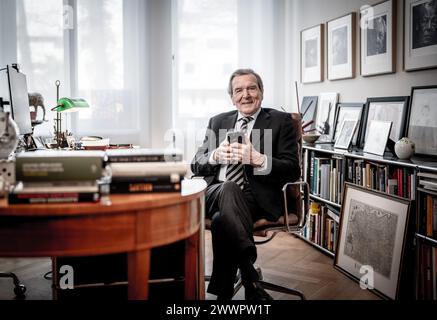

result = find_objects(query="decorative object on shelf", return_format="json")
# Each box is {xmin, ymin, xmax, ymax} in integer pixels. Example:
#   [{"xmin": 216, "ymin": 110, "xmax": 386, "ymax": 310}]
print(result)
[
  {"xmin": 301, "ymin": 24, "xmax": 324, "ymax": 83},
  {"xmin": 316, "ymin": 92, "xmax": 338, "ymax": 142},
  {"xmin": 360, "ymin": 96, "xmax": 410, "ymax": 148},
  {"xmin": 327, "ymin": 12, "xmax": 356, "ymax": 80},
  {"xmin": 394, "ymin": 137, "xmax": 415, "ymax": 160},
  {"xmin": 335, "ymin": 183, "xmax": 411, "ymax": 300},
  {"xmin": 302, "ymin": 133, "xmax": 321, "ymax": 144},
  {"xmin": 28, "ymin": 92, "xmax": 47, "ymax": 127},
  {"xmin": 332, "ymin": 102, "xmax": 365, "ymax": 146},
  {"xmin": 334, "ymin": 119, "xmax": 358, "ymax": 149},
  {"xmin": 404, "ymin": 0, "xmax": 437, "ymax": 71},
  {"xmin": 363, "ymin": 120, "xmax": 392, "ymax": 156},
  {"xmin": 301, "ymin": 96, "xmax": 318, "ymax": 133},
  {"xmin": 407, "ymin": 86, "xmax": 437, "ymax": 156},
  {"xmin": 360, "ymin": 0, "xmax": 396, "ymax": 76}
]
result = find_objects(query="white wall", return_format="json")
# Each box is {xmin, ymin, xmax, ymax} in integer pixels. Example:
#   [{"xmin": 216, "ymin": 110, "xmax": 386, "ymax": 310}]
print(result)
[{"xmin": 285, "ymin": 0, "xmax": 437, "ymax": 112}]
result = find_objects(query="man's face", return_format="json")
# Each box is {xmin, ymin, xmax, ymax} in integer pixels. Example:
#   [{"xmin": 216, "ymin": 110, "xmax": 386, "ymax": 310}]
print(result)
[
  {"xmin": 421, "ymin": 3, "xmax": 437, "ymax": 45},
  {"xmin": 231, "ymin": 74, "xmax": 263, "ymax": 116}
]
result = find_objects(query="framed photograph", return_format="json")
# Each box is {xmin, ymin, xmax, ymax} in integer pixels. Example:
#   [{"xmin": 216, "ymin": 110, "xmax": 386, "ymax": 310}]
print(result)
[
  {"xmin": 360, "ymin": 0, "xmax": 396, "ymax": 76},
  {"xmin": 360, "ymin": 96, "xmax": 410, "ymax": 148},
  {"xmin": 406, "ymin": 85, "xmax": 437, "ymax": 156},
  {"xmin": 327, "ymin": 12, "xmax": 357, "ymax": 80},
  {"xmin": 334, "ymin": 119, "xmax": 358, "ymax": 149},
  {"xmin": 301, "ymin": 96, "xmax": 318, "ymax": 132},
  {"xmin": 333, "ymin": 103, "xmax": 365, "ymax": 146},
  {"xmin": 404, "ymin": 0, "xmax": 437, "ymax": 71},
  {"xmin": 335, "ymin": 183, "xmax": 411, "ymax": 300},
  {"xmin": 315, "ymin": 92, "xmax": 338, "ymax": 141},
  {"xmin": 301, "ymin": 24, "xmax": 324, "ymax": 83},
  {"xmin": 363, "ymin": 120, "xmax": 392, "ymax": 156}
]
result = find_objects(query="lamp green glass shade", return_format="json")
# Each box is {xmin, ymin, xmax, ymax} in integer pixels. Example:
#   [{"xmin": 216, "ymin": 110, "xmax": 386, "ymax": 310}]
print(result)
[{"xmin": 54, "ymin": 98, "xmax": 89, "ymax": 112}]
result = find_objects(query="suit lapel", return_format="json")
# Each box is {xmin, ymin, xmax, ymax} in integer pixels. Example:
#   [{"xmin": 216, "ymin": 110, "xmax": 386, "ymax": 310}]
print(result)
[
  {"xmin": 222, "ymin": 112, "xmax": 238, "ymax": 130},
  {"xmin": 251, "ymin": 108, "xmax": 271, "ymax": 151}
]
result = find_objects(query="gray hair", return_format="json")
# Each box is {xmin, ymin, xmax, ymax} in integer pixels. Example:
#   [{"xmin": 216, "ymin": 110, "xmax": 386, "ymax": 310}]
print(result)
[{"xmin": 227, "ymin": 69, "xmax": 264, "ymax": 97}]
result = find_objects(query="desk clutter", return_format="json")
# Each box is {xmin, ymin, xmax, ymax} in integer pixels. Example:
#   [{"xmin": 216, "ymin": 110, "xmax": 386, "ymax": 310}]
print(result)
[{"xmin": 5, "ymin": 148, "xmax": 187, "ymax": 204}]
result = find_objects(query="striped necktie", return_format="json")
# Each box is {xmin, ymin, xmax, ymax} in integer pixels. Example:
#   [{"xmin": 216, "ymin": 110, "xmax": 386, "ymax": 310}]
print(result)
[{"xmin": 225, "ymin": 116, "xmax": 253, "ymax": 188}]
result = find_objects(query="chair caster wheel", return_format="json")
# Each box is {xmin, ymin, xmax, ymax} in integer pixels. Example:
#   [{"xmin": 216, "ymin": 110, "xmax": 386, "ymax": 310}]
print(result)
[{"xmin": 14, "ymin": 284, "xmax": 26, "ymax": 298}]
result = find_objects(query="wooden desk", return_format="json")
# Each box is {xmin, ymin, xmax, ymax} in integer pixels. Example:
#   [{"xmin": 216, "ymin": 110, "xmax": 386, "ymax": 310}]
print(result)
[{"xmin": 0, "ymin": 179, "xmax": 206, "ymax": 300}]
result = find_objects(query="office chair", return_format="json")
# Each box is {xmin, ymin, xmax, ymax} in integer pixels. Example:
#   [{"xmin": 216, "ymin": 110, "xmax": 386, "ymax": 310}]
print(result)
[
  {"xmin": 205, "ymin": 113, "xmax": 309, "ymax": 300},
  {"xmin": 0, "ymin": 272, "xmax": 26, "ymax": 298}
]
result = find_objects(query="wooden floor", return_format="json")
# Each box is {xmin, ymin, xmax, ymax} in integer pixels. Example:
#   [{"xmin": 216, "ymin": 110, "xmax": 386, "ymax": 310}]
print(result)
[{"xmin": 0, "ymin": 231, "xmax": 379, "ymax": 300}]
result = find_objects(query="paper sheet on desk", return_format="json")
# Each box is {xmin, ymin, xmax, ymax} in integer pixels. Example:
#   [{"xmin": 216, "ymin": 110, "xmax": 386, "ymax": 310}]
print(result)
[{"xmin": 81, "ymin": 138, "xmax": 110, "ymax": 150}]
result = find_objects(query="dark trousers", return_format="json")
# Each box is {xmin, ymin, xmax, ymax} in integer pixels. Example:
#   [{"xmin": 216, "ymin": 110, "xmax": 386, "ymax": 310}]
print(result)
[{"xmin": 205, "ymin": 180, "xmax": 265, "ymax": 298}]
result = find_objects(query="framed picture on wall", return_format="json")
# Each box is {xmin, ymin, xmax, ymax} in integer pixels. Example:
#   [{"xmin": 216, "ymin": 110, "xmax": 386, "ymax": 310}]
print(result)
[
  {"xmin": 327, "ymin": 12, "xmax": 357, "ymax": 80},
  {"xmin": 406, "ymin": 86, "xmax": 437, "ymax": 156},
  {"xmin": 333, "ymin": 103, "xmax": 365, "ymax": 146},
  {"xmin": 335, "ymin": 183, "xmax": 411, "ymax": 300},
  {"xmin": 360, "ymin": 96, "xmax": 410, "ymax": 148},
  {"xmin": 360, "ymin": 0, "xmax": 396, "ymax": 76},
  {"xmin": 404, "ymin": 0, "xmax": 437, "ymax": 71},
  {"xmin": 301, "ymin": 24, "xmax": 324, "ymax": 83}
]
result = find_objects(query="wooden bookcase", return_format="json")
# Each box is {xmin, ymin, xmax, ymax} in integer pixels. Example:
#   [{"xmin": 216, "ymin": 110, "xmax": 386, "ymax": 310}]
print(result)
[{"xmin": 301, "ymin": 143, "xmax": 437, "ymax": 299}]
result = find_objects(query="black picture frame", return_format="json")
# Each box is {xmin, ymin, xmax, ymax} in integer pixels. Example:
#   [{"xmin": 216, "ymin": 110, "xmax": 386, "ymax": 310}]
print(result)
[
  {"xmin": 406, "ymin": 85, "xmax": 437, "ymax": 156},
  {"xmin": 332, "ymin": 102, "xmax": 365, "ymax": 146},
  {"xmin": 334, "ymin": 183, "xmax": 411, "ymax": 300},
  {"xmin": 359, "ymin": 96, "xmax": 410, "ymax": 148},
  {"xmin": 301, "ymin": 24, "xmax": 324, "ymax": 83},
  {"xmin": 301, "ymin": 96, "xmax": 318, "ymax": 133},
  {"xmin": 404, "ymin": 0, "xmax": 437, "ymax": 71}
]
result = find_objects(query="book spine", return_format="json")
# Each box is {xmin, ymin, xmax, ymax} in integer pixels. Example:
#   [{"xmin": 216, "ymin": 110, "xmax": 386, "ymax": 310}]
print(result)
[
  {"xmin": 8, "ymin": 192, "xmax": 100, "ymax": 204},
  {"xmin": 108, "ymin": 154, "xmax": 183, "ymax": 162},
  {"xmin": 16, "ymin": 157, "xmax": 103, "ymax": 182},
  {"xmin": 111, "ymin": 175, "xmax": 182, "ymax": 184},
  {"xmin": 110, "ymin": 182, "xmax": 181, "ymax": 193}
]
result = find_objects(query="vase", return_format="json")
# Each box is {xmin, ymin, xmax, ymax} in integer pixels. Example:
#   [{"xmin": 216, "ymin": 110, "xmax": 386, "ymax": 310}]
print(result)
[{"xmin": 394, "ymin": 138, "xmax": 415, "ymax": 160}]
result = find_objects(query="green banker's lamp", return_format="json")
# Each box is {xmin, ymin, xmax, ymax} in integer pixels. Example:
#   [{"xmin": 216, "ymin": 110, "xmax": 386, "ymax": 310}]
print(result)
[{"xmin": 51, "ymin": 80, "xmax": 89, "ymax": 148}]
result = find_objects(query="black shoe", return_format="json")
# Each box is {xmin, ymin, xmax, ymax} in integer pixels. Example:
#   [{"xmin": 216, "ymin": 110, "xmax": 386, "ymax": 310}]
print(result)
[{"xmin": 245, "ymin": 282, "xmax": 274, "ymax": 301}]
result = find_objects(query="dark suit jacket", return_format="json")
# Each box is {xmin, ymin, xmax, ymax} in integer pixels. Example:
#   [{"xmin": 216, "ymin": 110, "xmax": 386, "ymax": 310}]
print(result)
[{"xmin": 191, "ymin": 108, "xmax": 300, "ymax": 221}]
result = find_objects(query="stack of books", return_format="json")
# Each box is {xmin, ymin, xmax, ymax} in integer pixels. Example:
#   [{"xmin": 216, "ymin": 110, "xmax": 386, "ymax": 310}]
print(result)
[
  {"xmin": 106, "ymin": 148, "xmax": 187, "ymax": 193},
  {"xmin": 9, "ymin": 150, "xmax": 105, "ymax": 204}
]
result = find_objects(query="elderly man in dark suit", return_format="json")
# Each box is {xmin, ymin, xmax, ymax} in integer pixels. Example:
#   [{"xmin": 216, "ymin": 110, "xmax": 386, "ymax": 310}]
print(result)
[{"xmin": 191, "ymin": 69, "xmax": 300, "ymax": 300}]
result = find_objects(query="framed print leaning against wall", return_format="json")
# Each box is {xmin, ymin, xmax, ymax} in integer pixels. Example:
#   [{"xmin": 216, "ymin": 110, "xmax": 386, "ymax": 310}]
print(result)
[
  {"xmin": 327, "ymin": 12, "xmax": 356, "ymax": 80},
  {"xmin": 406, "ymin": 85, "xmax": 437, "ymax": 156},
  {"xmin": 404, "ymin": 0, "xmax": 437, "ymax": 71},
  {"xmin": 301, "ymin": 24, "xmax": 324, "ymax": 83},
  {"xmin": 334, "ymin": 183, "xmax": 411, "ymax": 300},
  {"xmin": 360, "ymin": 0, "xmax": 396, "ymax": 76}
]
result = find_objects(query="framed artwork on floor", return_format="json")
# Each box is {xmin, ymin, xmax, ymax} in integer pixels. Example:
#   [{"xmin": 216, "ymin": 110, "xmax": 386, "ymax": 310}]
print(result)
[
  {"xmin": 404, "ymin": 0, "xmax": 437, "ymax": 71},
  {"xmin": 406, "ymin": 85, "xmax": 437, "ymax": 156},
  {"xmin": 360, "ymin": 0, "xmax": 396, "ymax": 76},
  {"xmin": 335, "ymin": 183, "xmax": 411, "ymax": 300},
  {"xmin": 333, "ymin": 102, "xmax": 365, "ymax": 146},
  {"xmin": 360, "ymin": 96, "xmax": 410, "ymax": 148},
  {"xmin": 327, "ymin": 12, "xmax": 357, "ymax": 80},
  {"xmin": 301, "ymin": 24, "xmax": 324, "ymax": 83}
]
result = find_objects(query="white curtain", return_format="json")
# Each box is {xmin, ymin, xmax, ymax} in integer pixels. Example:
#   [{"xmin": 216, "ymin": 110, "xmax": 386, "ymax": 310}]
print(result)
[{"xmin": 0, "ymin": 0, "xmax": 149, "ymax": 146}]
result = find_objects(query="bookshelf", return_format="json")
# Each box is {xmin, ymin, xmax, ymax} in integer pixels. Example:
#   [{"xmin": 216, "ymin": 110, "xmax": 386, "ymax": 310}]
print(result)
[{"xmin": 301, "ymin": 143, "xmax": 437, "ymax": 299}]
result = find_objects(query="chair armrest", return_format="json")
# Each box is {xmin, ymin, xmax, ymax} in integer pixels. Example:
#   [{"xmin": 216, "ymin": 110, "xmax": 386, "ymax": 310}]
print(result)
[{"xmin": 282, "ymin": 180, "xmax": 309, "ymax": 230}]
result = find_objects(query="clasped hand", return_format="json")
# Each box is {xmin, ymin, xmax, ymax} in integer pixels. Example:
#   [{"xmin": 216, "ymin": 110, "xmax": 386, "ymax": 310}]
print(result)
[{"xmin": 214, "ymin": 136, "xmax": 264, "ymax": 167}]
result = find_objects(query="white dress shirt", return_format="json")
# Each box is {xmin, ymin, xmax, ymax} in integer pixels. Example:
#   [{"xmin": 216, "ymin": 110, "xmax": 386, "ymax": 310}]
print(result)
[{"xmin": 209, "ymin": 108, "xmax": 268, "ymax": 182}]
